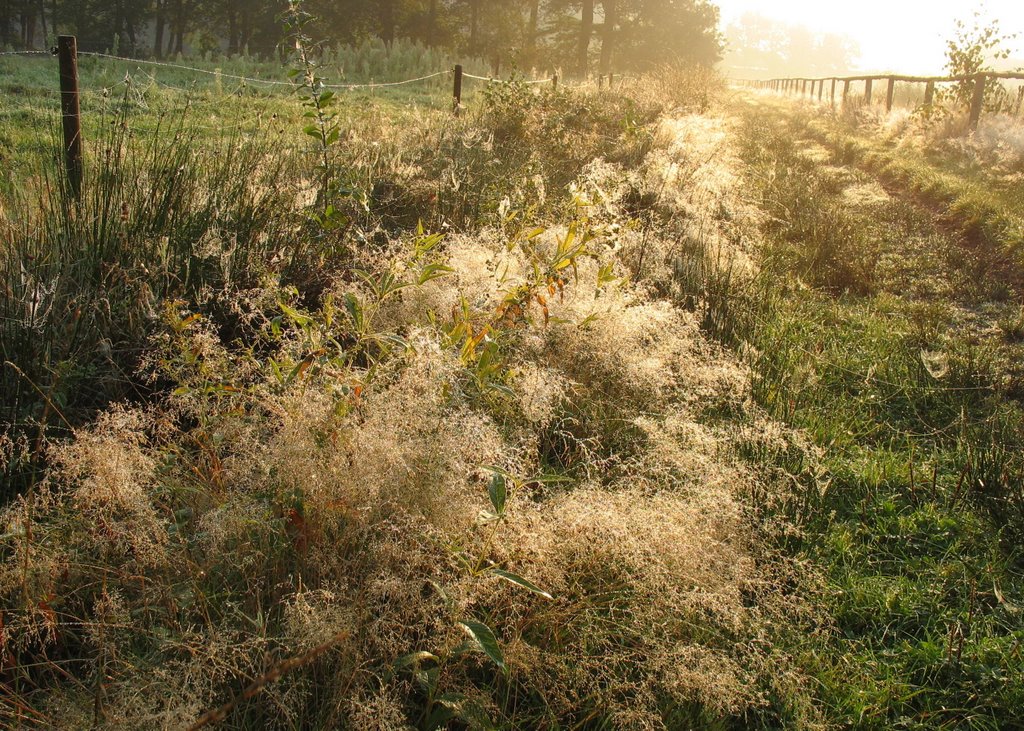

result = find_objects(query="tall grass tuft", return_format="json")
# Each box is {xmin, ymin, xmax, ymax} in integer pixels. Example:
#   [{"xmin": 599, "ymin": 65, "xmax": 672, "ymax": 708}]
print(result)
[{"xmin": 0, "ymin": 95, "xmax": 299, "ymax": 498}]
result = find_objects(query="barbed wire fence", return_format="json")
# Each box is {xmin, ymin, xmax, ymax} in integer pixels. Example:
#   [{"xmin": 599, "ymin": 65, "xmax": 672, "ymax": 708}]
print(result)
[{"xmin": 3, "ymin": 36, "xmax": 633, "ymax": 196}]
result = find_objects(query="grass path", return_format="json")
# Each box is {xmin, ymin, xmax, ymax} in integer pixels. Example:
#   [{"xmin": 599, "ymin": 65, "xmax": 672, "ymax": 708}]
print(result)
[{"xmin": 708, "ymin": 90, "xmax": 1024, "ymax": 729}]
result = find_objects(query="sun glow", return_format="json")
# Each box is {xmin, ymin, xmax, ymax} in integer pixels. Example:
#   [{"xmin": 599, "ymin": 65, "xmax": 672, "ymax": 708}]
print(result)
[{"xmin": 718, "ymin": 0, "xmax": 1024, "ymax": 75}]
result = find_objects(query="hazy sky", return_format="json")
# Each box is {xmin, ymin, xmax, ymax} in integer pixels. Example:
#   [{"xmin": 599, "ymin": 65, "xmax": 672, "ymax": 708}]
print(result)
[{"xmin": 717, "ymin": 1, "xmax": 1024, "ymax": 73}]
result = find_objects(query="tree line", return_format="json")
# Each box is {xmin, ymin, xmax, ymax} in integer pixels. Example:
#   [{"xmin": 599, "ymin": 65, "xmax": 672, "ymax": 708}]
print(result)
[{"xmin": 0, "ymin": 0, "xmax": 723, "ymax": 75}]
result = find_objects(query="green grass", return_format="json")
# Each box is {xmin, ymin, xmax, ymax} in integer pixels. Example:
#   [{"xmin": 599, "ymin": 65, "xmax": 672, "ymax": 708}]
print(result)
[
  {"xmin": 796, "ymin": 107, "xmax": 1024, "ymax": 293},
  {"xmin": 726, "ymin": 98, "xmax": 1024, "ymax": 730},
  {"xmin": 0, "ymin": 44, "xmax": 500, "ymax": 191}
]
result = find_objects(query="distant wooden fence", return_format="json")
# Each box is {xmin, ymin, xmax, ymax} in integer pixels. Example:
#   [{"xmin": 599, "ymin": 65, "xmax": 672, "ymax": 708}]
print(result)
[{"xmin": 739, "ymin": 72, "xmax": 1024, "ymax": 128}]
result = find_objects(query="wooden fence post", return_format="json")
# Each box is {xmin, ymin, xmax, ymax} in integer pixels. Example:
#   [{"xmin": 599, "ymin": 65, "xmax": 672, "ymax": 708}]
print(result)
[
  {"xmin": 924, "ymin": 80, "xmax": 935, "ymax": 107},
  {"xmin": 57, "ymin": 35, "xmax": 82, "ymax": 199},
  {"xmin": 552, "ymin": 72, "xmax": 558, "ymax": 91},
  {"xmin": 831, "ymin": 78, "xmax": 837, "ymax": 107},
  {"xmin": 818, "ymin": 79, "xmax": 824, "ymax": 101},
  {"xmin": 1016, "ymin": 86, "xmax": 1023, "ymax": 117},
  {"xmin": 453, "ymin": 64, "xmax": 463, "ymax": 115},
  {"xmin": 886, "ymin": 77, "xmax": 895, "ymax": 112},
  {"xmin": 843, "ymin": 79, "xmax": 851, "ymax": 107},
  {"xmin": 864, "ymin": 78, "xmax": 873, "ymax": 105},
  {"xmin": 969, "ymin": 73, "xmax": 986, "ymax": 129}
]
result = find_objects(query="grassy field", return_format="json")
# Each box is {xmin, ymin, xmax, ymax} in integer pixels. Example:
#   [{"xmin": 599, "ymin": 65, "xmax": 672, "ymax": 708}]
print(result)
[
  {"xmin": 1, "ymin": 50, "xmax": 1022, "ymax": 730},
  {"xmin": 0, "ymin": 43, "xmax": 497, "ymax": 186}
]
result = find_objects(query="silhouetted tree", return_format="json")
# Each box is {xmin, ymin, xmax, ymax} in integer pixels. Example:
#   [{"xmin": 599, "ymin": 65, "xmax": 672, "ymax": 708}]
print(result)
[
  {"xmin": 723, "ymin": 13, "xmax": 859, "ymax": 78},
  {"xmin": 0, "ymin": 0, "xmax": 716, "ymax": 68},
  {"xmin": 598, "ymin": 0, "xmax": 616, "ymax": 76}
]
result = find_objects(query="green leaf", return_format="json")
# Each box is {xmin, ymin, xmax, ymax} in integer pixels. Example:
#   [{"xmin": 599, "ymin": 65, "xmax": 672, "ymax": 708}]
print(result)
[
  {"xmin": 365, "ymin": 332, "xmax": 411, "ymax": 351},
  {"xmin": 418, "ymin": 263, "xmax": 455, "ymax": 285},
  {"xmin": 279, "ymin": 302, "xmax": 313, "ymax": 327},
  {"xmin": 597, "ymin": 261, "xmax": 618, "ymax": 287},
  {"xmin": 343, "ymin": 293, "xmax": 364, "ymax": 331},
  {"xmin": 268, "ymin": 358, "xmax": 285, "ymax": 385},
  {"xmin": 487, "ymin": 473, "xmax": 507, "ymax": 517},
  {"xmin": 458, "ymin": 620, "xmax": 506, "ymax": 670},
  {"xmin": 414, "ymin": 231, "xmax": 446, "ymax": 256},
  {"xmin": 352, "ymin": 268, "xmax": 379, "ymax": 295},
  {"xmin": 489, "ymin": 568, "xmax": 554, "ymax": 599},
  {"xmin": 484, "ymin": 383, "xmax": 516, "ymax": 399},
  {"xmin": 286, "ymin": 354, "xmax": 315, "ymax": 384}
]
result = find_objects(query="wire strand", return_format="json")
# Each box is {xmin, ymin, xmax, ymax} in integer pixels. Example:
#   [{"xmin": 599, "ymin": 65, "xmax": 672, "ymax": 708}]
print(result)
[
  {"xmin": 462, "ymin": 72, "xmax": 555, "ymax": 85},
  {"xmin": 328, "ymin": 70, "xmax": 450, "ymax": 89},
  {"xmin": 77, "ymin": 53, "xmax": 453, "ymax": 90},
  {"xmin": 78, "ymin": 52, "xmax": 295, "ymax": 86},
  {"xmin": 7, "ymin": 51, "xmax": 559, "ymax": 91}
]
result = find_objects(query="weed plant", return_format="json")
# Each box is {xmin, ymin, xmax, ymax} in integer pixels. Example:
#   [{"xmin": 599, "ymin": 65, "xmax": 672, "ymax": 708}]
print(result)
[{"xmin": 0, "ymin": 61, "xmax": 829, "ymax": 731}]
